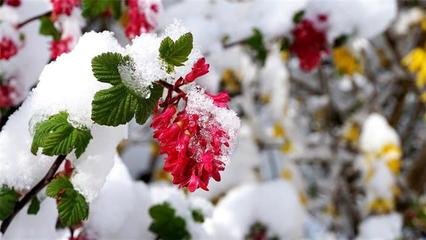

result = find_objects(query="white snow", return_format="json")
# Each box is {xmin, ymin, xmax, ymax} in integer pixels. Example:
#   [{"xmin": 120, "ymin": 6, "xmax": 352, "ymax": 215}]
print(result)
[
  {"xmin": 210, "ymin": 180, "xmax": 306, "ymax": 239},
  {"xmin": 357, "ymin": 213, "xmax": 402, "ymax": 240},
  {"xmin": 359, "ymin": 113, "xmax": 400, "ymax": 155}
]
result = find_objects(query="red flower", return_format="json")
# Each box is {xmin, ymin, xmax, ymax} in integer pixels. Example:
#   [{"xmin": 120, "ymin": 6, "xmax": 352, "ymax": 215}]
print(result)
[
  {"xmin": 0, "ymin": 37, "xmax": 18, "ymax": 60},
  {"xmin": 51, "ymin": 0, "xmax": 80, "ymax": 17},
  {"xmin": 50, "ymin": 37, "xmax": 72, "ymax": 60},
  {"xmin": 151, "ymin": 91, "xmax": 233, "ymax": 192},
  {"xmin": 5, "ymin": 0, "xmax": 21, "ymax": 7},
  {"xmin": 125, "ymin": 0, "xmax": 156, "ymax": 39},
  {"xmin": 291, "ymin": 18, "xmax": 328, "ymax": 72},
  {"xmin": 184, "ymin": 58, "xmax": 210, "ymax": 83},
  {"xmin": 206, "ymin": 91, "xmax": 230, "ymax": 108},
  {"xmin": 0, "ymin": 85, "xmax": 15, "ymax": 108}
]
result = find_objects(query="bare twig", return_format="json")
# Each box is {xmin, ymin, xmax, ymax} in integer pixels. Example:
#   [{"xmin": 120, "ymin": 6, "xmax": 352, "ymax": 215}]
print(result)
[{"xmin": 0, "ymin": 155, "xmax": 67, "ymax": 234}]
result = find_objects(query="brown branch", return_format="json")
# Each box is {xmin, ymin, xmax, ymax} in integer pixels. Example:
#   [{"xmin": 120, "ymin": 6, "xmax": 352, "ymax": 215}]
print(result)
[
  {"xmin": 17, "ymin": 11, "xmax": 51, "ymax": 29},
  {"xmin": 407, "ymin": 144, "xmax": 426, "ymax": 194},
  {"xmin": 0, "ymin": 154, "xmax": 66, "ymax": 234}
]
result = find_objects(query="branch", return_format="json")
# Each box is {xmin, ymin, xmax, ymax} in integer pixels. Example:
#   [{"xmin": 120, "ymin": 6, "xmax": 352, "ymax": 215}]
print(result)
[
  {"xmin": 0, "ymin": 154, "xmax": 67, "ymax": 234},
  {"xmin": 17, "ymin": 11, "xmax": 52, "ymax": 29}
]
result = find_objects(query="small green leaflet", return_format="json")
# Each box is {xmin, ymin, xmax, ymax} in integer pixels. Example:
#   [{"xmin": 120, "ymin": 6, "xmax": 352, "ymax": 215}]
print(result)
[
  {"xmin": 293, "ymin": 10, "xmax": 305, "ymax": 24},
  {"xmin": 91, "ymin": 52, "xmax": 163, "ymax": 126},
  {"xmin": 46, "ymin": 176, "xmax": 74, "ymax": 197},
  {"xmin": 0, "ymin": 186, "xmax": 19, "ymax": 220},
  {"xmin": 149, "ymin": 202, "xmax": 190, "ymax": 240},
  {"xmin": 39, "ymin": 16, "xmax": 61, "ymax": 40},
  {"xmin": 244, "ymin": 28, "xmax": 267, "ymax": 66},
  {"xmin": 191, "ymin": 209, "xmax": 205, "ymax": 223},
  {"xmin": 46, "ymin": 176, "xmax": 89, "ymax": 227},
  {"xmin": 27, "ymin": 197, "xmax": 40, "ymax": 215},
  {"xmin": 159, "ymin": 32, "xmax": 193, "ymax": 72},
  {"xmin": 81, "ymin": 0, "xmax": 122, "ymax": 19},
  {"xmin": 31, "ymin": 112, "xmax": 92, "ymax": 158}
]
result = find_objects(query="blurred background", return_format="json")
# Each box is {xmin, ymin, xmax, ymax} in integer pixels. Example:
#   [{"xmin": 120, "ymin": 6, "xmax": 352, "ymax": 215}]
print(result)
[{"xmin": 1, "ymin": 0, "xmax": 426, "ymax": 239}]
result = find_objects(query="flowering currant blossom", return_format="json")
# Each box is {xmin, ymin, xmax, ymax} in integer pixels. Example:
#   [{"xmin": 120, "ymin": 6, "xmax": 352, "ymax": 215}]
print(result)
[
  {"xmin": 48, "ymin": 1, "xmax": 84, "ymax": 60},
  {"xmin": 0, "ymin": 37, "xmax": 19, "ymax": 60},
  {"xmin": 51, "ymin": 0, "xmax": 80, "ymax": 18},
  {"xmin": 125, "ymin": 0, "xmax": 161, "ymax": 39},
  {"xmin": 5, "ymin": 0, "xmax": 21, "ymax": 7},
  {"xmin": 291, "ymin": 15, "xmax": 328, "ymax": 72},
  {"xmin": 0, "ymin": 84, "xmax": 16, "ymax": 108},
  {"xmin": 151, "ymin": 58, "xmax": 240, "ymax": 192}
]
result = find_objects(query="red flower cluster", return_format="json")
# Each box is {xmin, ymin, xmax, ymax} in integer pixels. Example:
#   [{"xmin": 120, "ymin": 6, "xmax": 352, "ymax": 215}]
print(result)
[
  {"xmin": 5, "ymin": 0, "xmax": 21, "ymax": 7},
  {"xmin": 0, "ymin": 37, "xmax": 18, "ymax": 60},
  {"xmin": 125, "ymin": 0, "xmax": 159, "ymax": 39},
  {"xmin": 51, "ymin": 0, "xmax": 80, "ymax": 17},
  {"xmin": 50, "ymin": 37, "xmax": 72, "ymax": 60},
  {"xmin": 291, "ymin": 16, "xmax": 328, "ymax": 72},
  {"xmin": 150, "ymin": 58, "xmax": 238, "ymax": 192},
  {"xmin": 0, "ymin": 85, "xmax": 15, "ymax": 108},
  {"xmin": 152, "ymin": 93, "xmax": 232, "ymax": 192}
]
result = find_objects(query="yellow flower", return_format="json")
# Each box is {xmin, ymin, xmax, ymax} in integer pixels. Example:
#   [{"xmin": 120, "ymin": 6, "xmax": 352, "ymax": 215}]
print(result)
[
  {"xmin": 369, "ymin": 198, "xmax": 394, "ymax": 214},
  {"xmin": 280, "ymin": 167, "xmax": 293, "ymax": 180},
  {"xmin": 332, "ymin": 47, "xmax": 362, "ymax": 75},
  {"xmin": 421, "ymin": 92, "xmax": 426, "ymax": 103},
  {"xmin": 342, "ymin": 121, "xmax": 360, "ymax": 146},
  {"xmin": 403, "ymin": 48, "xmax": 426, "ymax": 88},
  {"xmin": 280, "ymin": 139, "xmax": 294, "ymax": 153},
  {"xmin": 272, "ymin": 122, "xmax": 285, "ymax": 138},
  {"xmin": 221, "ymin": 69, "xmax": 241, "ymax": 95},
  {"xmin": 379, "ymin": 143, "xmax": 402, "ymax": 173}
]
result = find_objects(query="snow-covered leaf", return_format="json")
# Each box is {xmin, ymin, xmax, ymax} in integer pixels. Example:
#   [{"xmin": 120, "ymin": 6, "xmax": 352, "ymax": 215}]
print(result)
[
  {"xmin": 31, "ymin": 112, "xmax": 92, "ymax": 158},
  {"xmin": 134, "ymin": 83, "xmax": 163, "ymax": 125}
]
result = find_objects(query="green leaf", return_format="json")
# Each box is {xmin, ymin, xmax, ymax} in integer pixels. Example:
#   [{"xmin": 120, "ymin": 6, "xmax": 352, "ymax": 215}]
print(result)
[
  {"xmin": 27, "ymin": 197, "xmax": 40, "ymax": 215},
  {"xmin": 159, "ymin": 33, "xmax": 193, "ymax": 72},
  {"xmin": 135, "ymin": 84, "xmax": 163, "ymax": 125},
  {"xmin": 191, "ymin": 209, "xmax": 204, "ymax": 223},
  {"xmin": 244, "ymin": 28, "xmax": 267, "ymax": 65},
  {"xmin": 92, "ymin": 84, "xmax": 140, "ymax": 126},
  {"xmin": 91, "ymin": 52, "xmax": 164, "ymax": 126},
  {"xmin": 293, "ymin": 10, "xmax": 305, "ymax": 24},
  {"xmin": 333, "ymin": 34, "xmax": 348, "ymax": 48},
  {"xmin": 31, "ymin": 112, "xmax": 92, "ymax": 158},
  {"xmin": 92, "ymin": 52, "xmax": 126, "ymax": 85},
  {"xmin": 46, "ymin": 176, "xmax": 89, "ymax": 227},
  {"xmin": 149, "ymin": 202, "xmax": 190, "ymax": 240},
  {"xmin": 57, "ymin": 188, "xmax": 89, "ymax": 227},
  {"xmin": 46, "ymin": 176, "xmax": 73, "ymax": 198},
  {"xmin": 39, "ymin": 16, "xmax": 61, "ymax": 40},
  {"xmin": 82, "ymin": 0, "xmax": 122, "ymax": 19},
  {"xmin": 0, "ymin": 186, "xmax": 19, "ymax": 220}
]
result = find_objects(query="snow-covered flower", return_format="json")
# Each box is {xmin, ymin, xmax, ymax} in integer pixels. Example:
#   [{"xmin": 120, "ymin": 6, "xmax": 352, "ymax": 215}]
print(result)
[
  {"xmin": 51, "ymin": 0, "xmax": 80, "ymax": 18},
  {"xmin": 152, "ymin": 87, "xmax": 240, "ymax": 192},
  {"xmin": 125, "ymin": 0, "xmax": 161, "ymax": 39}
]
